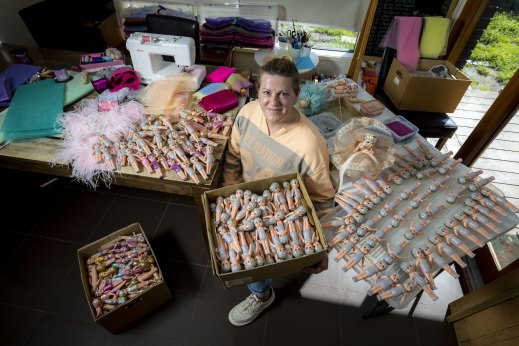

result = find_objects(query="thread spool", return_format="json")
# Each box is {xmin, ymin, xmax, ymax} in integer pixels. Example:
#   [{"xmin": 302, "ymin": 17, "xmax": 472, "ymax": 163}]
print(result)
[{"xmin": 52, "ymin": 65, "xmax": 73, "ymax": 83}]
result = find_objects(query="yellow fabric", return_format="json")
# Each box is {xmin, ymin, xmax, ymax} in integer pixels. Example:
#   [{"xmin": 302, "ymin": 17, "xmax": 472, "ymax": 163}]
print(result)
[{"xmin": 419, "ymin": 17, "xmax": 450, "ymax": 59}]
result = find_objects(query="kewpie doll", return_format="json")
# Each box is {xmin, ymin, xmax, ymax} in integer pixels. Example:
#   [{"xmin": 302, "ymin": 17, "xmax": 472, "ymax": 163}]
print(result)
[
  {"xmin": 215, "ymin": 234, "xmax": 231, "ymax": 273},
  {"xmin": 453, "ymin": 210, "xmax": 491, "ymax": 239},
  {"xmin": 136, "ymin": 151, "xmax": 154, "ymax": 174},
  {"xmin": 479, "ymin": 187, "xmax": 518, "ymax": 213},
  {"xmin": 228, "ymin": 248, "xmax": 242, "ymax": 272},
  {"xmin": 287, "ymin": 220, "xmax": 304, "ymax": 258},
  {"xmin": 190, "ymin": 156, "xmax": 208, "ymax": 180},
  {"xmin": 369, "ymin": 271, "xmax": 401, "ymax": 296},
  {"xmin": 344, "ymin": 244, "xmax": 371, "ymax": 271},
  {"xmin": 274, "ymin": 210, "xmax": 289, "ymax": 244},
  {"xmin": 205, "ymin": 145, "xmax": 215, "ymax": 175},
  {"xmin": 378, "ymin": 278, "xmax": 415, "ymax": 304},
  {"xmin": 270, "ymin": 182, "xmax": 289, "ymax": 213},
  {"xmin": 411, "ymin": 248, "xmax": 437, "ymax": 289},
  {"xmin": 93, "ymin": 143, "xmax": 103, "ymax": 163},
  {"xmin": 420, "ymin": 244, "xmax": 459, "ymax": 279},
  {"xmin": 283, "ymin": 181, "xmax": 295, "ymax": 211},
  {"xmin": 131, "ymin": 132, "xmax": 154, "ymax": 156},
  {"xmin": 445, "ymin": 219, "xmax": 484, "ymax": 248},
  {"xmin": 290, "ymin": 178, "xmax": 303, "ymax": 208},
  {"xmin": 180, "ymin": 161, "xmax": 200, "ymax": 184},
  {"xmin": 253, "ymin": 217, "xmax": 271, "ymax": 255},
  {"xmin": 100, "ymin": 145, "xmax": 116, "ymax": 171},
  {"xmin": 470, "ymin": 191, "xmax": 509, "ymax": 216},
  {"xmin": 415, "ymin": 136, "xmax": 435, "ymax": 160},
  {"xmin": 400, "ymin": 262, "xmax": 438, "ymax": 301},
  {"xmin": 428, "ymin": 233, "xmax": 467, "ymax": 268},
  {"xmin": 269, "ymin": 226, "xmax": 288, "ymax": 260},
  {"xmin": 354, "ymin": 133, "xmax": 378, "ymax": 155},
  {"xmin": 353, "ymin": 260, "xmax": 388, "ymax": 282},
  {"xmin": 437, "ymin": 227, "xmax": 476, "ymax": 258},
  {"xmin": 239, "ymin": 232, "xmax": 257, "ymax": 270},
  {"xmin": 148, "ymin": 154, "xmax": 164, "ymax": 178}
]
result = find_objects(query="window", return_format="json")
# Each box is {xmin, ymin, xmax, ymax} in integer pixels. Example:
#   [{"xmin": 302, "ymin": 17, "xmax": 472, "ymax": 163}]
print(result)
[{"xmin": 278, "ymin": 20, "xmax": 358, "ymax": 52}]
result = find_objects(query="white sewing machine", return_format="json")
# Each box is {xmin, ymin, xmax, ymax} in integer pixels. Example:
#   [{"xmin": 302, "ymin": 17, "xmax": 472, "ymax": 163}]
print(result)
[{"xmin": 126, "ymin": 32, "xmax": 205, "ymax": 87}]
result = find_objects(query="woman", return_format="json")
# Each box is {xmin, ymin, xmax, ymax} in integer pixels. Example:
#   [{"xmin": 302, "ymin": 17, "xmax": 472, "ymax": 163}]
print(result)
[{"xmin": 223, "ymin": 57, "xmax": 335, "ymax": 327}]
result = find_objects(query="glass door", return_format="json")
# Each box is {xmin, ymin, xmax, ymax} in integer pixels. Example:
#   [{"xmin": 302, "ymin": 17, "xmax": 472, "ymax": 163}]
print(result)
[{"xmin": 444, "ymin": 0, "xmax": 519, "ymax": 284}]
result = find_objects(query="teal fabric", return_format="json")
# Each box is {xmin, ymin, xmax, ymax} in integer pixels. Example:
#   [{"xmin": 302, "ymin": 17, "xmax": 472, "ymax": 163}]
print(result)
[
  {"xmin": 1, "ymin": 79, "xmax": 64, "ymax": 140},
  {"xmin": 64, "ymin": 72, "xmax": 94, "ymax": 107}
]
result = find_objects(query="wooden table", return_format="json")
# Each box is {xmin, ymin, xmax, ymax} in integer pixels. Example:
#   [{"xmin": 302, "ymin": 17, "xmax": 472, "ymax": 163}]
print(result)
[{"xmin": 0, "ymin": 43, "xmax": 233, "ymax": 199}]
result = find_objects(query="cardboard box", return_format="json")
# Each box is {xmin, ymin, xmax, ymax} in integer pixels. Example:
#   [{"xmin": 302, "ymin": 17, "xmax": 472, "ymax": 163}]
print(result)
[
  {"xmin": 80, "ymin": 52, "xmax": 125, "ymax": 72},
  {"xmin": 77, "ymin": 223, "xmax": 171, "ymax": 334},
  {"xmin": 201, "ymin": 172, "xmax": 328, "ymax": 288},
  {"xmin": 383, "ymin": 58, "xmax": 471, "ymax": 113}
]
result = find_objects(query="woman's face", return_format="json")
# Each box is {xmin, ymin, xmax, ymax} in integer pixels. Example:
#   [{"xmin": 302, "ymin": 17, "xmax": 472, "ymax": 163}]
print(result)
[{"xmin": 258, "ymin": 73, "xmax": 299, "ymax": 124}]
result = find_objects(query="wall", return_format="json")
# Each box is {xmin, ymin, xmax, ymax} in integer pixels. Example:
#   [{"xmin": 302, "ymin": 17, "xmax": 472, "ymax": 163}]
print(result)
[
  {"xmin": 0, "ymin": 0, "xmax": 39, "ymax": 46},
  {"xmin": 0, "ymin": 0, "xmax": 361, "ymax": 75}
]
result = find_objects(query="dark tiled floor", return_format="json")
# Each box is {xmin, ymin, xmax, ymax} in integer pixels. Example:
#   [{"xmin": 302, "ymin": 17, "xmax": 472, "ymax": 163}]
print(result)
[{"xmin": 0, "ymin": 168, "xmax": 460, "ymax": 346}]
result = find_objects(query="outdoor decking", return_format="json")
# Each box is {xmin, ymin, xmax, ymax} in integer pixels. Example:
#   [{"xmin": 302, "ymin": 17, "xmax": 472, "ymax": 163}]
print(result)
[{"xmin": 443, "ymin": 89, "xmax": 519, "ymax": 210}]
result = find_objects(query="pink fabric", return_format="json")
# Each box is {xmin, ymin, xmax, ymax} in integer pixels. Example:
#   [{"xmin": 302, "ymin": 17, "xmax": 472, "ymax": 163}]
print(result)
[
  {"xmin": 205, "ymin": 66, "xmax": 236, "ymax": 83},
  {"xmin": 198, "ymin": 89, "xmax": 239, "ymax": 113},
  {"xmin": 380, "ymin": 16, "xmax": 423, "ymax": 72}
]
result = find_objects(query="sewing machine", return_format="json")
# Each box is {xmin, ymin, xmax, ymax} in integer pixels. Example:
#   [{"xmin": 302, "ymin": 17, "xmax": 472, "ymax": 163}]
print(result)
[{"xmin": 126, "ymin": 32, "xmax": 205, "ymax": 87}]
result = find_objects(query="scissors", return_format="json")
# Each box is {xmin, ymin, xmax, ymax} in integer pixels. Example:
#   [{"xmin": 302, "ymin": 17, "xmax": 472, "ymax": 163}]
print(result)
[{"xmin": 300, "ymin": 31, "xmax": 310, "ymax": 44}]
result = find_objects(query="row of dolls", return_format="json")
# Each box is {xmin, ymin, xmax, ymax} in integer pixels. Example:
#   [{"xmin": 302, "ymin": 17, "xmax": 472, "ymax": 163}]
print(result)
[
  {"xmin": 209, "ymin": 180, "xmax": 325, "ymax": 273},
  {"xmin": 85, "ymin": 233, "xmax": 163, "ymax": 317},
  {"xmin": 324, "ymin": 135, "xmax": 517, "ymax": 305},
  {"xmin": 91, "ymin": 110, "xmax": 232, "ymax": 183}
]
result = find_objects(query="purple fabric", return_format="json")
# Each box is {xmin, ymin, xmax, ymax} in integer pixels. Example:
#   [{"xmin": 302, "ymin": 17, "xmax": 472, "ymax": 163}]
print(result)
[
  {"xmin": 0, "ymin": 64, "xmax": 41, "ymax": 106},
  {"xmin": 204, "ymin": 17, "xmax": 273, "ymax": 33}
]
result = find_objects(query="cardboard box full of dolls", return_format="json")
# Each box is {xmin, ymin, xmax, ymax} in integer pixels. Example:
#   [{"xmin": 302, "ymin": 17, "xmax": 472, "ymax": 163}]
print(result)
[
  {"xmin": 77, "ymin": 223, "xmax": 171, "ymax": 334},
  {"xmin": 201, "ymin": 172, "xmax": 328, "ymax": 288},
  {"xmin": 383, "ymin": 58, "xmax": 471, "ymax": 113}
]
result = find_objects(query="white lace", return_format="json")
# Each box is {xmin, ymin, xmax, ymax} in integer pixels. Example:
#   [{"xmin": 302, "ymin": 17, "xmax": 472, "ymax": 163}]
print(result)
[{"xmin": 241, "ymin": 295, "xmax": 264, "ymax": 313}]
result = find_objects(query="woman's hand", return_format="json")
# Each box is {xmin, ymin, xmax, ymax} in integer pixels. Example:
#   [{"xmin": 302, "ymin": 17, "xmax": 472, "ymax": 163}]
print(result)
[{"xmin": 303, "ymin": 253, "xmax": 329, "ymax": 274}]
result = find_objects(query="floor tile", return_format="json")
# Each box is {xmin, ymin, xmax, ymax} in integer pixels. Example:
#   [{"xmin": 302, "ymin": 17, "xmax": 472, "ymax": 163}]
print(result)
[
  {"xmin": 265, "ymin": 290, "xmax": 342, "ymax": 346},
  {"xmin": 1, "ymin": 170, "xmax": 65, "ymax": 233},
  {"xmin": 0, "ymin": 236, "xmax": 78, "ymax": 310},
  {"xmin": 186, "ymin": 294, "xmax": 266, "ymax": 346},
  {"xmin": 104, "ymin": 328, "xmax": 182, "ymax": 345},
  {"xmin": 413, "ymin": 309, "xmax": 459, "ymax": 346},
  {"xmin": 0, "ymin": 304, "xmax": 43, "ymax": 346},
  {"xmin": 0, "ymin": 231, "xmax": 27, "ymax": 270},
  {"xmin": 152, "ymin": 204, "xmax": 209, "ymax": 265},
  {"xmin": 129, "ymin": 291, "xmax": 197, "ymax": 342},
  {"xmin": 88, "ymin": 195, "xmax": 168, "ymax": 242},
  {"xmin": 31, "ymin": 187, "xmax": 115, "ymax": 243},
  {"xmin": 24, "ymin": 313, "xmax": 108, "ymax": 346},
  {"xmin": 45, "ymin": 263, "xmax": 95, "ymax": 322},
  {"xmin": 159, "ymin": 258, "xmax": 207, "ymax": 294},
  {"xmin": 117, "ymin": 185, "xmax": 173, "ymax": 203}
]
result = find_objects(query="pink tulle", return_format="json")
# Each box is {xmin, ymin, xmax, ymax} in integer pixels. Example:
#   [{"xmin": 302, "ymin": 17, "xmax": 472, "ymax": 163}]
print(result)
[{"xmin": 53, "ymin": 98, "xmax": 144, "ymax": 188}]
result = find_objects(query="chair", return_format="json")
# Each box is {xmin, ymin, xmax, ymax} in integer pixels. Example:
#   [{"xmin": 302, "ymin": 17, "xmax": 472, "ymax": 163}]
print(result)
[
  {"xmin": 146, "ymin": 14, "xmax": 201, "ymax": 64},
  {"xmin": 374, "ymin": 48, "xmax": 458, "ymax": 150}
]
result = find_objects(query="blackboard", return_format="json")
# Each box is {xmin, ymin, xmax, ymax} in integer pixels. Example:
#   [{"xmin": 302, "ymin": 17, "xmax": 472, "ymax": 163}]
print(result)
[{"xmin": 365, "ymin": 0, "xmax": 453, "ymax": 57}]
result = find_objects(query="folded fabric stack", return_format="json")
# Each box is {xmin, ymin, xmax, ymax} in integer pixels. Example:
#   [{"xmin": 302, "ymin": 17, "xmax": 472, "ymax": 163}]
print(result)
[
  {"xmin": 200, "ymin": 17, "xmax": 275, "ymax": 49},
  {"xmin": 121, "ymin": 5, "xmax": 196, "ymax": 39}
]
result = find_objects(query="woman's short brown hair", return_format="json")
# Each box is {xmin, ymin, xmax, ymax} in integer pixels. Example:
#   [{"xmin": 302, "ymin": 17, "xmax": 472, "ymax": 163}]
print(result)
[{"xmin": 258, "ymin": 57, "xmax": 300, "ymax": 93}]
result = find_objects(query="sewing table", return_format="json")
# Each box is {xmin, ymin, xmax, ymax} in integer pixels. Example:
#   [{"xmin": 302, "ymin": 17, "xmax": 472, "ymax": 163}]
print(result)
[{"xmin": 0, "ymin": 44, "xmax": 234, "ymax": 203}]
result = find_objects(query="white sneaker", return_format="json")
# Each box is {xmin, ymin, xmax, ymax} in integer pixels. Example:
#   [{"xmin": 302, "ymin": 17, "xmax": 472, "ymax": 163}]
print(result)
[{"xmin": 228, "ymin": 288, "xmax": 275, "ymax": 327}]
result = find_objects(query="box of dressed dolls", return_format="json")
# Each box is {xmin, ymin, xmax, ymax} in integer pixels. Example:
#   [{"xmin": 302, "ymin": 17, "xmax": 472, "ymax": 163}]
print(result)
[
  {"xmin": 77, "ymin": 223, "xmax": 171, "ymax": 333},
  {"xmin": 201, "ymin": 172, "xmax": 328, "ymax": 288}
]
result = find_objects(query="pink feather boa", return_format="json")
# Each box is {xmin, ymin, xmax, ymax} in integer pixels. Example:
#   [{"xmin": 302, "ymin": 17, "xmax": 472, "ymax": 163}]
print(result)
[{"xmin": 53, "ymin": 98, "xmax": 144, "ymax": 188}]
